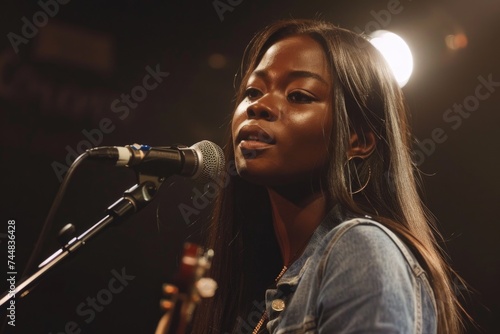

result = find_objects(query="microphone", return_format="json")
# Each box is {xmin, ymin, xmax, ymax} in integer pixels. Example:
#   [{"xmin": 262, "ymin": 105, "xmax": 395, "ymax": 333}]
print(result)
[{"xmin": 87, "ymin": 140, "xmax": 224, "ymax": 182}]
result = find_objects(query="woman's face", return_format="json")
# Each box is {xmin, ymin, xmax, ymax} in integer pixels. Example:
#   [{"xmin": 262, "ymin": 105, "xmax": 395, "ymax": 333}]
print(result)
[{"xmin": 232, "ymin": 34, "xmax": 333, "ymax": 186}]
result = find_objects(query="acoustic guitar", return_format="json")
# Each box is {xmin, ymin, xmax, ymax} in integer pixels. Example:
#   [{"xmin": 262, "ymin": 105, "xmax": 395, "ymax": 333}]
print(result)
[{"xmin": 155, "ymin": 242, "xmax": 216, "ymax": 334}]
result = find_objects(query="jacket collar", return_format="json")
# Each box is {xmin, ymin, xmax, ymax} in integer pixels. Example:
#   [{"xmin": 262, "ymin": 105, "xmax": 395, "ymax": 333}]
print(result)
[{"xmin": 277, "ymin": 204, "xmax": 348, "ymax": 287}]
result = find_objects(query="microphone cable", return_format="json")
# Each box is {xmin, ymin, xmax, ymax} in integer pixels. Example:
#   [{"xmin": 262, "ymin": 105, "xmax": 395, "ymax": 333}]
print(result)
[{"xmin": 20, "ymin": 151, "xmax": 90, "ymax": 285}]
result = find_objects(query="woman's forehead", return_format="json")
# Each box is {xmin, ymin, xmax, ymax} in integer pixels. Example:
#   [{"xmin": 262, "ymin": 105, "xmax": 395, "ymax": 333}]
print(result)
[{"xmin": 252, "ymin": 35, "xmax": 331, "ymax": 83}]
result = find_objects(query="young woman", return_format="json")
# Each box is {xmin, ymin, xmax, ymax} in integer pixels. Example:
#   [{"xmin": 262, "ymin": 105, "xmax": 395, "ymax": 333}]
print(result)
[{"xmin": 192, "ymin": 19, "xmax": 465, "ymax": 333}]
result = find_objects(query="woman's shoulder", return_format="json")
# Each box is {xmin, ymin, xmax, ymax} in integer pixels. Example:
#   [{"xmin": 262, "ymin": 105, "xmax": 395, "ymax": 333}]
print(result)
[
  {"xmin": 316, "ymin": 215, "xmax": 426, "ymax": 279},
  {"xmin": 292, "ymin": 215, "xmax": 438, "ymax": 333}
]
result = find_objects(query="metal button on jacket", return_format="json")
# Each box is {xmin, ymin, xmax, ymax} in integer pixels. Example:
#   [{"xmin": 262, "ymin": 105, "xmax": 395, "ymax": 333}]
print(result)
[{"xmin": 271, "ymin": 299, "xmax": 286, "ymax": 312}]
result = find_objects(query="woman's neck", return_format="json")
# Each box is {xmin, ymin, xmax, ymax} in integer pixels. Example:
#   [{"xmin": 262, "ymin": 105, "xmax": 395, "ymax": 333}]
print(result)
[{"xmin": 267, "ymin": 185, "xmax": 328, "ymax": 266}]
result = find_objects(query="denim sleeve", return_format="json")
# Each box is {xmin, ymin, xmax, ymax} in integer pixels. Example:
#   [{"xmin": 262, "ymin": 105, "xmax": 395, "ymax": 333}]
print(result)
[{"xmin": 316, "ymin": 224, "xmax": 420, "ymax": 333}]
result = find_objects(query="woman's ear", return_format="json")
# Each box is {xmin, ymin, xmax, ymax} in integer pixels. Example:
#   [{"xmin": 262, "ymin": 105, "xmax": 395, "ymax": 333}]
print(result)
[{"xmin": 347, "ymin": 130, "xmax": 376, "ymax": 158}]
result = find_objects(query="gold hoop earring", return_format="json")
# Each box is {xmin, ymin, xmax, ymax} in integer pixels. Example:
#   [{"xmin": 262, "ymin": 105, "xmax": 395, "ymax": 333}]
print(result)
[{"xmin": 347, "ymin": 156, "xmax": 371, "ymax": 195}]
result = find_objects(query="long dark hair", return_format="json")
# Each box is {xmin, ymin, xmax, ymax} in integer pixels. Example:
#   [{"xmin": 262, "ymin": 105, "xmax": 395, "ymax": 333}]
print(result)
[{"xmin": 192, "ymin": 19, "xmax": 465, "ymax": 333}]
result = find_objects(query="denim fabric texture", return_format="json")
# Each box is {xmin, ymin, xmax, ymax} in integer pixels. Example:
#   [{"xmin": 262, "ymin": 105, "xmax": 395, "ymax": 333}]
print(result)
[{"xmin": 264, "ymin": 206, "xmax": 437, "ymax": 334}]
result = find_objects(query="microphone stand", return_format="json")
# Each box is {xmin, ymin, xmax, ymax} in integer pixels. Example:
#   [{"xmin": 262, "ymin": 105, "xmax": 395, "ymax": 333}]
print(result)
[{"xmin": 0, "ymin": 173, "xmax": 164, "ymax": 307}]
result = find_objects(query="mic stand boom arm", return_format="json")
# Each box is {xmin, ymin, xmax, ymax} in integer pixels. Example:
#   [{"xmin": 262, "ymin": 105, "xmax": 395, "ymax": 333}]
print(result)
[{"xmin": 0, "ymin": 174, "xmax": 163, "ymax": 307}]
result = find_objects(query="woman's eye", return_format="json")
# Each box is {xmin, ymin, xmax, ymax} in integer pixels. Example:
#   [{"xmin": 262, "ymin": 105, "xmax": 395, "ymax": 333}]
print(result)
[
  {"xmin": 288, "ymin": 91, "xmax": 315, "ymax": 104},
  {"xmin": 245, "ymin": 88, "xmax": 262, "ymax": 100}
]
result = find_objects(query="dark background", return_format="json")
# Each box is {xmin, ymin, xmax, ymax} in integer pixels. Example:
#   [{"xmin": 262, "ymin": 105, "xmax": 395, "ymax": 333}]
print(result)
[{"xmin": 0, "ymin": 0, "xmax": 498, "ymax": 333}]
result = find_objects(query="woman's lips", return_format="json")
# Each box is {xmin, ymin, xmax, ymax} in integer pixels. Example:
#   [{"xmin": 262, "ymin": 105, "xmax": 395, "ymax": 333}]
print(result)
[
  {"xmin": 236, "ymin": 124, "xmax": 275, "ymax": 156},
  {"xmin": 239, "ymin": 139, "xmax": 274, "ymax": 150},
  {"xmin": 236, "ymin": 124, "xmax": 275, "ymax": 145}
]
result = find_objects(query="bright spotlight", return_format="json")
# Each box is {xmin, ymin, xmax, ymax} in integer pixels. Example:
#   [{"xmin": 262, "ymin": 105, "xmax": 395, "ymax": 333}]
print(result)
[{"xmin": 369, "ymin": 30, "xmax": 413, "ymax": 87}]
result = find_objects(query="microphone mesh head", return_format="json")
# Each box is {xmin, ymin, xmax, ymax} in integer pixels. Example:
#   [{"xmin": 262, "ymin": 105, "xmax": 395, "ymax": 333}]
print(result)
[{"xmin": 191, "ymin": 140, "xmax": 225, "ymax": 183}]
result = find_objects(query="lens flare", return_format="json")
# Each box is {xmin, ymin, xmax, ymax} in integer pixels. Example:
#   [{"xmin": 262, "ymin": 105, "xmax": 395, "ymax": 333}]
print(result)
[{"xmin": 369, "ymin": 30, "xmax": 414, "ymax": 87}]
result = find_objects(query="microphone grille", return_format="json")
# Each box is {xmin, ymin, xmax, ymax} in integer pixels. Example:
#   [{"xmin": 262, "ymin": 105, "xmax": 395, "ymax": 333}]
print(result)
[{"xmin": 191, "ymin": 140, "xmax": 225, "ymax": 183}]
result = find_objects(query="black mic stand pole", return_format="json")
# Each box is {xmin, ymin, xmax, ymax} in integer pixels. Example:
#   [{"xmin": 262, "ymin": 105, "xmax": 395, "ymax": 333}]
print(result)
[{"xmin": 0, "ymin": 174, "xmax": 164, "ymax": 307}]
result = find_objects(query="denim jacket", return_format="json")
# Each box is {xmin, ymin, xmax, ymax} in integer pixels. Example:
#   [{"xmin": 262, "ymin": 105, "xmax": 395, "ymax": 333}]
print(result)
[{"xmin": 264, "ymin": 207, "xmax": 437, "ymax": 334}]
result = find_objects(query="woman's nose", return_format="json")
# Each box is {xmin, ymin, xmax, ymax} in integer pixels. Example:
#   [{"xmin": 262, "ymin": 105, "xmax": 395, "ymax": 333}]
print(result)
[{"xmin": 246, "ymin": 95, "xmax": 278, "ymax": 121}]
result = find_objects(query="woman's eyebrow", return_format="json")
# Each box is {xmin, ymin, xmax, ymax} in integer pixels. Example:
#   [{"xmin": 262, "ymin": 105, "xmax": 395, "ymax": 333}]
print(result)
[
  {"xmin": 287, "ymin": 70, "xmax": 328, "ymax": 85},
  {"xmin": 251, "ymin": 69, "xmax": 328, "ymax": 86}
]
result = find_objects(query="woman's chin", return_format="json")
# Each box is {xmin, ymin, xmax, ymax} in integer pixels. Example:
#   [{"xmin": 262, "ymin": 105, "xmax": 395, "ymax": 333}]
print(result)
[{"xmin": 237, "ymin": 168, "xmax": 293, "ymax": 187}]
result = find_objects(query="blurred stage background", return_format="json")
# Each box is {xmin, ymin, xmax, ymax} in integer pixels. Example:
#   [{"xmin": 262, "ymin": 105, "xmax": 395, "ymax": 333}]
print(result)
[{"xmin": 0, "ymin": 0, "xmax": 499, "ymax": 333}]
